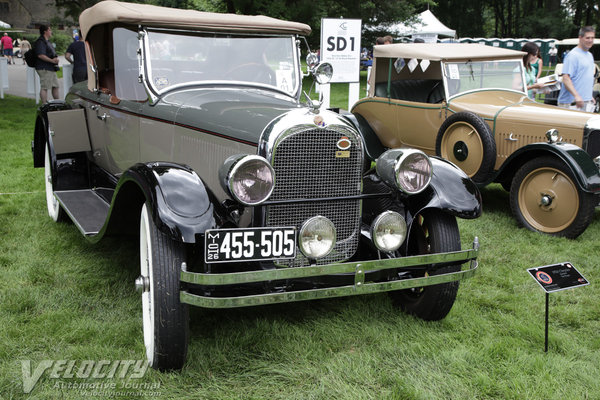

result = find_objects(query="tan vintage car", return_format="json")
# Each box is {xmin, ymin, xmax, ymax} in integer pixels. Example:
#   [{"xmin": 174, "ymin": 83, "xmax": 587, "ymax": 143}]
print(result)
[{"xmin": 352, "ymin": 43, "xmax": 600, "ymax": 239}]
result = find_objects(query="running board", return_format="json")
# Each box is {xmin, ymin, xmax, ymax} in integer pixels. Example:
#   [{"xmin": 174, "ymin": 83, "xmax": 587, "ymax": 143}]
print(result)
[{"xmin": 54, "ymin": 190, "xmax": 110, "ymax": 236}]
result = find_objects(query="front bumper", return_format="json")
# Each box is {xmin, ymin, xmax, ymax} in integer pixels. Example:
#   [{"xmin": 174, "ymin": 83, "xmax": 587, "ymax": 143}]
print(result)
[{"xmin": 180, "ymin": 238, "xmax": 479, "ymax": 308}]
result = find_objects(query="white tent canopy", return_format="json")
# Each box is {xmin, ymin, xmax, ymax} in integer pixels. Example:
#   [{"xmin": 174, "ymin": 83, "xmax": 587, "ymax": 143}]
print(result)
[
  {"xmin": 386, "ymin": 10, "xmax": 455, "ymax": 42},
  {"xmin": 0, "ymin": 20, "xmax": 11, "ymax": 29}
]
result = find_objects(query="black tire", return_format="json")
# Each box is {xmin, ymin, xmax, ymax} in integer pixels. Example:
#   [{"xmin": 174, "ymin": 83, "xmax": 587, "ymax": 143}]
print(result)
[
  {"xmin": 389, "ymin": 210, "xmax": 462, "ymax": 321},
  {"xmin": 435, "ymin": 112, "xmax": 496, "ymax": 184},
  {"xmin": 500, "ymin": 178, "xmax": 512, "ymax": 193},
  {"xmin": 44, "ymin": 144, "xmax": 66, "ymax": 222},
  {"xmin": 139, "ymin": 203, "xmax": 188, "ymax": 370},
  {"xmin": 509, "ymin": 156, "xmax": 596, "ymax": 239}
]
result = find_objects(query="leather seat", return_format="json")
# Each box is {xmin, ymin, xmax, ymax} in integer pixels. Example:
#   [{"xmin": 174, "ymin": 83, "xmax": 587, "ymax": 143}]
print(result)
[{"xmin": 375, "ymin": 79, "xmax": 444, "ymax": 103}]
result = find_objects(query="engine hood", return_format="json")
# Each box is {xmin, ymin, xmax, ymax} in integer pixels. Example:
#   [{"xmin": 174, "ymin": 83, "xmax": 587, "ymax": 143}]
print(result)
[
  {"xmin": 448, "ymin": 90, "xmax": 591, "ymax": 133},
  {"xmin": 161, "ymin": 88, "xmax": 302, "ymax": 145}
]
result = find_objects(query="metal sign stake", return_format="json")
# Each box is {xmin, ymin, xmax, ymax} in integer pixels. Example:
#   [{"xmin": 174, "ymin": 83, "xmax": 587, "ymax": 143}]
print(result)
[
  {"xmin": 527, "ymin": 262, "xmax": 589, "ymax": 353},
  {"xmin": 544, "ymin": 292, "xmax": 549, "ymax": 352}
]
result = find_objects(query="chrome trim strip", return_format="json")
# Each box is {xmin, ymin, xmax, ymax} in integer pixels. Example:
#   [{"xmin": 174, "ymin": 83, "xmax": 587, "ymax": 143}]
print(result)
[{"xmin": 138, "ymin": 29, "xmax": 159, "ymax": 105}]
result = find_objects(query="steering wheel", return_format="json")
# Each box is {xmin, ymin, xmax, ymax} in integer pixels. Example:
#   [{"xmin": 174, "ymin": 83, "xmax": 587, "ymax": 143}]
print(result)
[
  {"xmin": 426, "ymin": 81, "xmax": 443, "ymax": 103},
  {"xmin": 226, "ymin": 63, "xmax": 275, "ymax": 85}
]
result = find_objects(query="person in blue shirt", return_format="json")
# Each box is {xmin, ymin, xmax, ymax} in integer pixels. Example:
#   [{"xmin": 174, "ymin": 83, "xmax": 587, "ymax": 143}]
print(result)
[
  {"xmin": 65, "ymin": 30, "xmax": 87, "ymax": 83},
  {"xmin": 557, "ymin": 26, "xmax": 596, "ymax": 111}
]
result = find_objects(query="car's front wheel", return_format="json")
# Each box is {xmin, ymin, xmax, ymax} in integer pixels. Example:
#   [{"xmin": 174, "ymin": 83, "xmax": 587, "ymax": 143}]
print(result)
[
  {"xmin": 138, "ymin": 203, "xmax": 188, "ymax": 370},
  {"xmin": 510, "ymin": 156, "xmax": 596, "ymax": 239},
  {"xmin": 389, "ymin": 210, "xmax": 461, "ymax": 321},
  {"xmin": 44, "ymin": 144, "xmax": 65, "ymax": 222}
]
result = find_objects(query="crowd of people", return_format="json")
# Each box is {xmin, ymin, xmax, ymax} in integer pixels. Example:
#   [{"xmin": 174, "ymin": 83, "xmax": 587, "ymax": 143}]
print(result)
[
  {"xmin": 1, "ymin": 26, "xmax": 87, "ymax": 103},
  {"xmin": 0, "ymin": 25, "xmax": 597, "ymax": 109},
  {"xmin": 519, "ymin": 26, "xmax": 596, "ymax": 112}
]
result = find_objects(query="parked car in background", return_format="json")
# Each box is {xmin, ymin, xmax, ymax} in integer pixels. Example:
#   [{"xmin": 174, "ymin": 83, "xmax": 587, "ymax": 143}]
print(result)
[
  {"xmin": 353, "ymin": 43, "xmax": 600, "ymax": 239},
  {"xmin": 32, "ymin": 1, "xmax": 481, "ymax": 370}
]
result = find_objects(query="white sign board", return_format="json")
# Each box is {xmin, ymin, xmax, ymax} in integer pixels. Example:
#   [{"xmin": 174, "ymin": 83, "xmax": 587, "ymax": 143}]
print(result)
[{"xmin": 320, "ymin": 18, "xmax": 361, "ymax": 83}]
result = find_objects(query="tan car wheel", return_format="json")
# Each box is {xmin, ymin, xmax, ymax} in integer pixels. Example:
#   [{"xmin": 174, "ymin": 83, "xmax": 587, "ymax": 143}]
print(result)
[
  {"xmin": 510, "ymin": 156, "xmax": 596, "ymax": 239},
  {"xmin": 436, "ymin": 112, "xmax": 496, "ymax": 184}
]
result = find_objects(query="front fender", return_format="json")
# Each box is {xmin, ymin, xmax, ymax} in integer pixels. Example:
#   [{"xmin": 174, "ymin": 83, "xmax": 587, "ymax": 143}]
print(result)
[
  {"xmin": 405, "ymin": 157, "xmax": 482, "ymax": 220},
  {"xmin": 117, "ymin": 162, "xmax": 219, "ymax": 243},
  {"xmin": 495, "ymin": 142, "xmax": 600, "ymax": 193}
]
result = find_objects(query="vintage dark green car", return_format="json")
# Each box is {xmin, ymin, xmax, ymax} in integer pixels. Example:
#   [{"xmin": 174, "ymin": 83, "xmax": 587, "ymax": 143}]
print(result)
[{"xmin": 32, "ymin": 1, "xmax": 481, "ymax": 370}]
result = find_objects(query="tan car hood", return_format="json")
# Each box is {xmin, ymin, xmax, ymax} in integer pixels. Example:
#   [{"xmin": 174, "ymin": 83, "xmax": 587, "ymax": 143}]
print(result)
[{"xmin": 447, "ymin": 90, "xmax": 590, "ymax": 131}]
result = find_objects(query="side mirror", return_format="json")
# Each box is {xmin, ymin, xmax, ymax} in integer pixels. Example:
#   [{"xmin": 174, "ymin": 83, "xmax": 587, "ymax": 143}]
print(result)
[{"xmin": 306, "ymin": 52, "xmax": 319, "ymax": 70}]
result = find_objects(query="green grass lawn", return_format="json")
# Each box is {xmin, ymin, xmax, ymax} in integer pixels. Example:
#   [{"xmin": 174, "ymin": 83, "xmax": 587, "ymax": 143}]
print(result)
[{"xmin": 1, "ymin": 94, "xmax": 599, "ymax": 399}]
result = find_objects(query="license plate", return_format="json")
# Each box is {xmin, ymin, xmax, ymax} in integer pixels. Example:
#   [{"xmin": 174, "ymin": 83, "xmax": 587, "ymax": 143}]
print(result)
[{"xmin": 204, "ymin": 227, "xmax": 297, "ymax": 263}]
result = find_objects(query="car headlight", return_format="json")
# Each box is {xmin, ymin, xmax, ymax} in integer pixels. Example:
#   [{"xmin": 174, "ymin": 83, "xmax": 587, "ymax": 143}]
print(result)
[
  {"xmin": 371, "ymin": 211, "xmax": 407, "ymax": 252},
  {"xmin": 376, "ymin": 149, "xmax": 433, "ymax": 194},
  {"xmin": 219, "ymin": 155, "xmax": 275, "ymax": 205},
  {"xmin": 545, "ymin": 129, "xmax": 559, "ymax": 143},
  {"xmin": 299, "ymin": 216, "xmax": 336, "ymax": 259}
]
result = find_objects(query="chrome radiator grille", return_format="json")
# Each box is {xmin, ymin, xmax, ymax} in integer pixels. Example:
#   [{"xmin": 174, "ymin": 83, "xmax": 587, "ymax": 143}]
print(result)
[{"xmin": 265, "ymin": 126, "xmax": 364, "ymax": 267}]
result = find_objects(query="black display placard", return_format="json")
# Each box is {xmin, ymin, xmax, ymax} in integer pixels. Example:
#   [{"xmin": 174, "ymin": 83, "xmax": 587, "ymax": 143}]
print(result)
[{"xmin": 528, "ymin": 262, "xmax": 589, "ymax": 293}]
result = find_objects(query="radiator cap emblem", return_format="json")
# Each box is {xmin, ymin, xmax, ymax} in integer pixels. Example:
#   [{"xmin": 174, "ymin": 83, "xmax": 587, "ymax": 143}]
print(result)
[
  {"xmin": 336, "ymin": 136, "xmax": 352, "ymax": 150},
  {"xmin": 314, "ymin": 115, "xmax": 326, "ymax": 127}
]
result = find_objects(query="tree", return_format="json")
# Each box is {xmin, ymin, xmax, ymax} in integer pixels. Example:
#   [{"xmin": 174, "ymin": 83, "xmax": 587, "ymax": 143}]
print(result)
[
  {"xmin": 216, "ymin": 0, "xmax": 433, "ymax": 47},
  {"xmin": 55, "ymin": 0, "xmax": 101, "ymax": 25},
  {"xmin": 433, "ymin": 0, "xmax": 489, "ymax": 38}
]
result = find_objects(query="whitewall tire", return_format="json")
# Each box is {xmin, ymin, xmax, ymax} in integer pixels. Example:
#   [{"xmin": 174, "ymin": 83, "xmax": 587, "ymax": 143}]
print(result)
[
  {"xmin": 44, "ymin": 144, "xmax": 64, "ymax": 222},
  {"xmin": 139, "ymin": 203, "xmax": 188, "ymax": 370}
]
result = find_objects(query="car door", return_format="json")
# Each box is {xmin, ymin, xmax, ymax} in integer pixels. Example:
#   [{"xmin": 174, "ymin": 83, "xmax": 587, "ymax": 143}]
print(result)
[{"xmin": 392, "ymin": 98, "xmax": 444, "ymax": 155}]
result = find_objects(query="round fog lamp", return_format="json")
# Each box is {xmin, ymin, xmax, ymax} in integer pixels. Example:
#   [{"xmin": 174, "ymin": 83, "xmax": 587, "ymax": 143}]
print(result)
[
  {"xmin": 299, "ymin": 216, "xmax": 336, "ymax": 259},
  {"xmin": 371, "ymin": 211, "xmax": 407, "ymax": 252}
]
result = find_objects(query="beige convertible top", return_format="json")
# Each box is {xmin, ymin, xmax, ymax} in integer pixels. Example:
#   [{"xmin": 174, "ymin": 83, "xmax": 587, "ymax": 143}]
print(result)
[
  {"xmin": 79, "ymin": 0, "xmax": 312, "ymax": 40},
  {"xmin": 374, "ymin": 43, "xmax": 525, "ymax": 61}
]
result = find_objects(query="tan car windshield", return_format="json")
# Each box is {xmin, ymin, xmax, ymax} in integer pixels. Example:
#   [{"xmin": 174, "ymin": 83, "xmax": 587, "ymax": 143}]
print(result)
[
  {"xmin": 145, "ymin": 30, "xmax": 299, "ymax": 96},
  {"xmin": 443, "ymin": 60, "xmax": 525, "ymax": 97}
]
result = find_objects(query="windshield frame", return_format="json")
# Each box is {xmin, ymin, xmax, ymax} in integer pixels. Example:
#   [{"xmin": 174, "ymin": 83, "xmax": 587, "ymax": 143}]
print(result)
[
  {"xmin": 441, "ymin": 59, "xmax": 528, "ymax": 99},
  {"xmin": 138, "ymin": 27, "xmax": 302, "ymax": 103}
]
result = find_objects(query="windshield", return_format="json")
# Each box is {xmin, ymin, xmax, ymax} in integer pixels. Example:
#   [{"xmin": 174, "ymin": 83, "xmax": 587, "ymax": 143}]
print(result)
[
  {"xmin": 144, "ymin": 30, "xmax": 299, "ymax": 97},
  {"xmin": 443, "ymin": 60, "xmax": 525, "ymax": 98}
]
